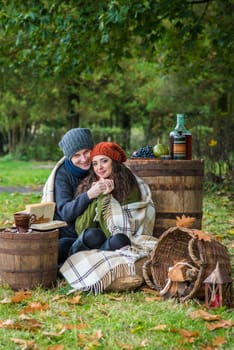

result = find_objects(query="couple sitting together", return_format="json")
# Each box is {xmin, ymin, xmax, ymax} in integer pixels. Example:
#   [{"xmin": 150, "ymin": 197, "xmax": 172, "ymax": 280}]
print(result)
[{"xmin": 42, "ymin": 128, "xmax": 156, "ymax": 293}]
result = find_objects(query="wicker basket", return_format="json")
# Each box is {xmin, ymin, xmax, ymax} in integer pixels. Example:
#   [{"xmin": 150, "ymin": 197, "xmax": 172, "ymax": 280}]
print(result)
[{"xmin": 143, "ymin": 226, "xmax": 232, "ymax": 301}]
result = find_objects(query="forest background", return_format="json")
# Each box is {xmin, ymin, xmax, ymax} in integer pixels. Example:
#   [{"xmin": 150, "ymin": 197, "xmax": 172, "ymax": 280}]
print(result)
[{"xmin": 0, "ymin": 0, "xmax": 233, "ymax": 184}]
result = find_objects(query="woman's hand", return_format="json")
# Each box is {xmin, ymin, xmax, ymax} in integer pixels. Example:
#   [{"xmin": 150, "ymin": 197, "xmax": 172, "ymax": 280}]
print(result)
[{"xmin": 87, "ymin": 178, "xmax": 114, "ymax": 199}]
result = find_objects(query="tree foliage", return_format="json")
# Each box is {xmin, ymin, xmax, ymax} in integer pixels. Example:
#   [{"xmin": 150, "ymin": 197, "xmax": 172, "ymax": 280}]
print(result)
[{"xmin": 0, "ymin": 0, "xmax": 233, "ymax": 178}]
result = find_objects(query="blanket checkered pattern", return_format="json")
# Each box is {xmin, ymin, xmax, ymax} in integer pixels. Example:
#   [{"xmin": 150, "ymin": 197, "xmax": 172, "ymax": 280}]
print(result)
[{"xmin": 60, "ymin": 236, "xmax": 158, "ymax": 295}]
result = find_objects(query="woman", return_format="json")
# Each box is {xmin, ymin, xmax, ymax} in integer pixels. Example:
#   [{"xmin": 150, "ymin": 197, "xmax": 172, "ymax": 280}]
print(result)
[{"xmin": 69, "ymin": 141, "xmax": 155, "ymax": 255}]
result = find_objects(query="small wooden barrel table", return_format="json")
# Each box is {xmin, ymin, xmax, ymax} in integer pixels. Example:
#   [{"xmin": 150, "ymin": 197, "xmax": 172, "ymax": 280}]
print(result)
[
  {"xmin": 0, "ymin": 229, "xmax": 59, "ymax": 290},
  {"xmin": 126, "ymin": 159, "xmax": 204, "ymax": 238}
]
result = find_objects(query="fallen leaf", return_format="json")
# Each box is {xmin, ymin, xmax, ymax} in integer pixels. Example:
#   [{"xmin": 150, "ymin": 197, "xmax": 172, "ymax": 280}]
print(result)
[
  {"xmin": 61, "ymin": 323, "xmax": 87, "ymax": 331},
  {"xmin": 47, "ymin": 346, "xmax": 64, "ymax": 350},
  {"xmin": 206, "ymin": 319, "xmax": 234, "ymax": 331},
  {"xmin": 52, "ymin": 295, "xmax": 64, "ymax": 302},
  {"xmin": 176, "ymin": 215, "xmax": 196, "ymax": 228},
  {"xmin": 20, "ymin": 302, "xmax": 48, "ymax": 314},
  {"xmin": 0, "ymin": 319, "xmax": 22, "ymax": 329},
  {"xmin": 0, "ymin": 297, "xmax": 12, "ymax": 304},
  {"xmin": 212, "ymin": 336, "xmax": 226, "ymax": 346},
  {"xmin": 121, "ymin": 345, "xmax": 133, "ymax": 350},
  {"xmin": 192, "ymin": 229, "xmax": 212, "ymax": 242},
  {"xmin": 141, "ymin": 287, "xmax": 160, "ymax": 296},
  {"xmin": 145, "ymin": 296, "xmax": 161, "ymax": 302},
  {"xmin": 42, "ymin": 331, "xmax": 64, "ymax": 337},
  {"xmin": 107, "ymin": 296, "xmax": 123, "ymax": 301},
  {"xmin": 179, "ymin": 329, "xmax": 200, "ymax": 338},
  {"xmin": 140, "ymin": 339, "xmax": 148, "ymax": 347},
  {"xmin": 67, "ymin": 294, "xmax": 82, "ymax": 305},
  {"xmin": 190, "ymin": 309, "xmax": 221, "ymax": 321},
  {"xmin": 130, "ymin": 326, "xmax": 143, "ymax": 333},
  {"xmin": 200, "ymin": 344, "xmax": 214, "ymax": 349},
  {"xmin": 12, "ymin": 290, "xmax": 32, "ymax": 303},
  {"xmin": 11, "ymin": 337, "xmax": 38, "ymax": 349},
  {"xmin": 150, "ymin": 324, "xmax": 167, "ymax": 331}
]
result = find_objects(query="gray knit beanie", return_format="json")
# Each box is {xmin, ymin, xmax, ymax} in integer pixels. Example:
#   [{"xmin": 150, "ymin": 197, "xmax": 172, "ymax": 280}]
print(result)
[{"xmin": 59, "ymin": 128, "xmax": 94, "ymax": 159}]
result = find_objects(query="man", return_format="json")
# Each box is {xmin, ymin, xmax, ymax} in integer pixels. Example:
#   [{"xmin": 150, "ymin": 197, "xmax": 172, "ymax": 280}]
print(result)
[{"xmin": 42, "ymin": 128, "xmax": 109, "ymax": 264}]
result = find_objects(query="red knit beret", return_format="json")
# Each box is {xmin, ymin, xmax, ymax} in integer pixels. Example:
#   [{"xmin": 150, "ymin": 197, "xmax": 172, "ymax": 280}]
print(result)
[{"xmin": 90, "ymin": 142, "xmax": 127, "ymax": 163}]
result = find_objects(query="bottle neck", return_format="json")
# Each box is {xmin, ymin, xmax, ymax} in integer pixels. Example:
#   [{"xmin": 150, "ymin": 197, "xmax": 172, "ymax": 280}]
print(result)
[
  {"xmin": 175, "ymin": 114, "xmax": 188, "ymax": 133},
  {"xmin": 176, "ymin": 114, "xmax": 185, "ymax": 128}
]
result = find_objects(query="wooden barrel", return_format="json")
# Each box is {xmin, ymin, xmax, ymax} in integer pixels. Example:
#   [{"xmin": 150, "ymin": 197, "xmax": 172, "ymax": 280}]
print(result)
[
  {"xmin": 0, "ymin": 229, "xmax": 58, "ymax": 290},
  {"xmin": 126, "ymin": 159, "xmax": 204, "ymax": 238}
]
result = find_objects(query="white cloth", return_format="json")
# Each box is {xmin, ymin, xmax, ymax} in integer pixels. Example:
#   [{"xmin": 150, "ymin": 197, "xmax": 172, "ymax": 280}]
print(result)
[{"xmin": 41, "ymin": 157, "xmax": 65, "ymax": 202}]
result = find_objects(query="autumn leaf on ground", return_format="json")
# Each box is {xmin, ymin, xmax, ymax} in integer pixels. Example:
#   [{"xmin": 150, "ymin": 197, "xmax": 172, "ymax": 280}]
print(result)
[
  {"xmin": 11, "ymin": 337, "xmax": 38, "ymax": 350},
  {"xmin": 140, "ymin": 339, "xmax": 149, "ymax": 347},
  {"xmin": 20, "ymin": 302, "xmax": 48, "ymax": 314},
  {"xmin": 141, "ymin": 287, "xmax": 160, "ymax": 296},
  {"xmin": 61, "ymin": 323, "xmax": 87, "ymax": 331},
  {"xmin": 131, "ymin": 326, "xmax": 144, "ymax": 334},
  {"xmin": 206, "ymin": 319, "xmax": 234, "ymax": 331},
  {"xmin": 189, "ymin": 309, "xmax": 221, "ymax": 321},
  {"xmin": 0, "ymin": 319, "xmax": 22, "ymax": 330},
  {"xmin": 172, "ymin": 328, "xmax": 199, "ymax": 344},
  {"xmin": 0, "ymin": 297, "xmax": 12, "ymax": 304},
  {"xmin": 145, "ymin": 296, "xmax": 161, "ymax": 302},
  {"xmin": 212, "ymin": 336, "xmax": 226, "ymax": 346},
  {"xmin": 52, "ymin": 294, "xmax": 64, "ymax": 302},
  {"xmin": 0, "ymin": 317, "xmax": 42, "ymax": 332},
  {"xmin": 179, "ymin": 329, "xmax": 200, "ymax": 338},
  {"xmin": 47, "ymin": 345, "xmax": 64, "ymax": 350},
  {"xmin": 67, "ymin": 294, "xmax": 82, "ymax": 305},
  {"xmin": 176, "ymin": 214, "xmax": 196, "ymax": 228},
  {"xmin": 107, "ymin": 295, "xmax": 123, "ymax": 301},
  {"xmin": 149, "ymin": 324, "xmax": 167, "ymax": 331},
  {"xmin": 42, "ymin": 322, "xmax": 88, "ymax": 337},
  {"xmin": 120, "ymin": 344, "xmax": 133, "ymax": 350},
  {"xmin": 192, "ymin": 229, "xmax": 212, "ymax": 242},
  {"xmin": 77, "ymin": 329, "xmax": 103, "ymax": 347},
  {"xmin": 11, "ymin": 290, "xmax": 32, "ymax": 303}
]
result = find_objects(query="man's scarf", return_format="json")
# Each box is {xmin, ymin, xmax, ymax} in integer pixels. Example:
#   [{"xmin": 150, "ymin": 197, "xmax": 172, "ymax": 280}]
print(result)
[{"xmin": 75, "ymin": 175, "xmax": 155, "ymax": 238}]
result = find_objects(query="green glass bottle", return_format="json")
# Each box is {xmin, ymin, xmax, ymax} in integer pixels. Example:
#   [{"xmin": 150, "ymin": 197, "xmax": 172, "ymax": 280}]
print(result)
[{"xmin": 169, "ymin": 114, "xmax": 192, "ymax": 160}]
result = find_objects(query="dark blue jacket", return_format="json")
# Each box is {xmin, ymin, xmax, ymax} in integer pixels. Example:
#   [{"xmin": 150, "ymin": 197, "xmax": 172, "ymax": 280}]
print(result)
[{"xmin": 54, "ymin": 163, "xmax": 92, "ymax": 238}]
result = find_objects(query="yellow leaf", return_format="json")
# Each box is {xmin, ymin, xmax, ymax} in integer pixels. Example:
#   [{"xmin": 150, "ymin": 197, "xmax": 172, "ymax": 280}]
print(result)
[
  {"xmin": 212, "ymin": 336, "xmax": 226, "ymax": 346},
  {"xmin": 206, "ymin": 319, "xmax": 234, "ymax": 331},
  {"xmin": 176, "ymin": 214, "xmax": 195, "ymax": 228},
  {"xmin": 130, "ymin": 326, "xmax": 143, "ymax": 333},
  {"xmin": 11, "ymin": 290, "xmax": 32, "ymax": 303},
  {"xmin": 209, "ymin": 139, "xmax": 217, "ymax": 147},
  {"xmin": 150, "ymin": 324, "xmax": 167, "ymax": 331},
  {"xmin": 190, "ymin": 309, "xmax": 221, "ymax": 321},
  {"xmin": 192, "ymin": 229, "xmax": 212, "ymax": 242}
]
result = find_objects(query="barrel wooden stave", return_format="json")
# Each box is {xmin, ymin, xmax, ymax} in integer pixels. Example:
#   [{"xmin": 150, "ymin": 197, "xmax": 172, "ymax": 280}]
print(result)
[
  {"xmin": 0, "ymin": 230, "xmax": 58, "ymax": 290},
  {"xmin": 126, "ymin": 159, "xmax": 204, "ymax": 237}
]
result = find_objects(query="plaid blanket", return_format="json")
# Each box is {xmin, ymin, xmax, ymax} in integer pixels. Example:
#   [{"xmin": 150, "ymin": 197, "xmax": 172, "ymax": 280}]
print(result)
[
  {"xmin": 60, "ymin": 236, "xmax": 158, "ymax": 295},
  {"xmin": 76, "ymin": 175, "xmax": 155, "ymax": 238},
  {"xmin": 41, "ymin": 157, "xmax": 65, "ymax": 202}
]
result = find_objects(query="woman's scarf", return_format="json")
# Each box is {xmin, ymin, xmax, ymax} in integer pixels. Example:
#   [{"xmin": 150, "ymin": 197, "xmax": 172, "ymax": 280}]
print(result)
[{"xmin": 75, "ymin": 175, "xmax": 155, "ymax": 239}]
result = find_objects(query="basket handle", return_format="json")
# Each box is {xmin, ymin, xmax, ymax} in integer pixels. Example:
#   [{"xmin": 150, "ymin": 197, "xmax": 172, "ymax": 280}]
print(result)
[
  {"xmin": 142, "ymin": 259, "xmax": 159, "ymax": 290},
  {"xmin": 188, "ymin": 238, "xmax": 202, "ymax": 266}
]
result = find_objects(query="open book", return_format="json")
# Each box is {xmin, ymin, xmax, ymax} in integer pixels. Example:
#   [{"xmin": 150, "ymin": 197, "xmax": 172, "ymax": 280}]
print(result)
[{"xmin": 25, "ymin": 202, "xmax": 67, "ymax": 231}]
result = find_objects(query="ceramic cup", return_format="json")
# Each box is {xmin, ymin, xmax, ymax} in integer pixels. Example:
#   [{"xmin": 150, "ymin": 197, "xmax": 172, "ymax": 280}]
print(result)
[{"xmin": 13, "ymin": 212, "xmax": 36, "ymax": 233}]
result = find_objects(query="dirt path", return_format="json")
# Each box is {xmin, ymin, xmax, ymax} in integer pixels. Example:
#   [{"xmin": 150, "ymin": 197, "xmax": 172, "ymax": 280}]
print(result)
[{"xmin": 0, "ymin": 186, "xmax": 43, "ymax": 194}]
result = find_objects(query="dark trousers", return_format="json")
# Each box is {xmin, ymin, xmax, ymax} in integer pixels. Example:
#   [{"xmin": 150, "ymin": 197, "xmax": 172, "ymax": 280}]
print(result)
[{"xmin": 58, "ymin": 228, "xmax": 131, "ymax": 265}]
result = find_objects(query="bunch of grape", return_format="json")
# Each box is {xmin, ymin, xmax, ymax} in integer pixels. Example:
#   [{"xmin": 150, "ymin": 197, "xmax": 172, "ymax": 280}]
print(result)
[{"xmin": 131, "ymin": 145, "xmax": 155, "ymax": 158}]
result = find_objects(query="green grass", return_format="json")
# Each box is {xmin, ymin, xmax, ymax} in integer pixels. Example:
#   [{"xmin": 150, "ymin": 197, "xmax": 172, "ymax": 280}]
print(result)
[
  {"xmin": 0, "ymin": 158, "xmax": 233, "ymax": 350},
  {"xmin": 0, "ymin": 157, "xmax": 54, "ymax": 187}
]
